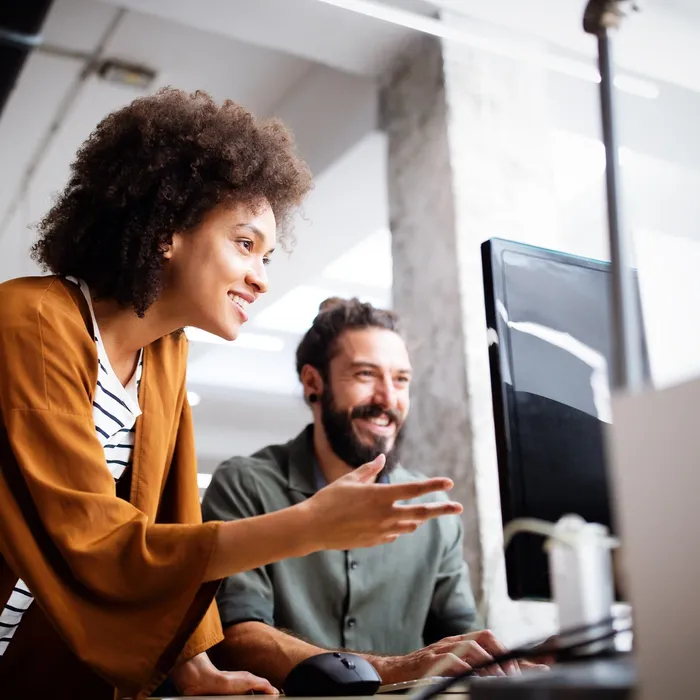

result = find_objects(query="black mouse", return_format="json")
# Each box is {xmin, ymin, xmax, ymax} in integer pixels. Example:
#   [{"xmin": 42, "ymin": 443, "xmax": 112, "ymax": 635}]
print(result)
[{"xmin": 283, "ymin": 651, "xmax": 382, "ymax": 696}]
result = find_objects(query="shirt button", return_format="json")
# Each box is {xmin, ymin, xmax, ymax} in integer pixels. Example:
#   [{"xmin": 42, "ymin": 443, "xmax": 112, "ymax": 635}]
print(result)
[
  {"xmin": 347, "ymin": 618, "xmax": 356, "ymax": 628},
  {"xmin": 349, "ymin": 561, "xmax": 358, "ymax": 570}
]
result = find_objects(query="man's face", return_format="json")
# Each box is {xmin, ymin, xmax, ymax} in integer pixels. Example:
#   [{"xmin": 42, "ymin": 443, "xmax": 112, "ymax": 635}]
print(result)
[{"xmin": 319, "ymin": 328, "xmax": 412, "ymax": 472}]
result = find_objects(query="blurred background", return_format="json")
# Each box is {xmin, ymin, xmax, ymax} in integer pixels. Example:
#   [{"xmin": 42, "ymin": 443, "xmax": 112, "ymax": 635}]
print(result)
[{"xmin": 1, "ymin": 0, "xmax": 699, "ymax": 640}]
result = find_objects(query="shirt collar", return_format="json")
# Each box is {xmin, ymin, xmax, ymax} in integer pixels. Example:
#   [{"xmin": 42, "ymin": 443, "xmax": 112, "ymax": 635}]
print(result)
[
  {"xmin": 69, "ymin": 276, "xmax": 143, "ymax": 417},
  {"xmin": 286, "ymin": 426, "xmax": 321, "ymax": 495}
]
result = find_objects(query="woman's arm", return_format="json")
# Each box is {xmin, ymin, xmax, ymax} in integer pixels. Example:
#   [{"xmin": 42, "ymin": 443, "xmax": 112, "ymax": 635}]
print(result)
[{"xmin": 204, "ymin": 455, "xmax": 462, "ymax": 581}]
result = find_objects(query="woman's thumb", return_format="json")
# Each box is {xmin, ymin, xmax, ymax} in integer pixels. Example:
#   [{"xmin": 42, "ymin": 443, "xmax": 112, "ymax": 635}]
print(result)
[{"xmin": 344, "ymin": 454, "xmax": 386, "ymax": 483}]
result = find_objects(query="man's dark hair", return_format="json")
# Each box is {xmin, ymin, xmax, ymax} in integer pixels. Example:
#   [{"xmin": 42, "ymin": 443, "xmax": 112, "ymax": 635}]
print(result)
[
  {"xmin": 31, "ymin": 87, "xmax": 313, "ymax": 316},
  {"xmin": 295, "ymin": 297, "xmax": 401, "ymax": 381}
]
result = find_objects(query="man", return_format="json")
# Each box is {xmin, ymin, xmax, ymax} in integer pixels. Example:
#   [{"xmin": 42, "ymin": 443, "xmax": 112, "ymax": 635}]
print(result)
[{"xmin": 202, "ymin": 298, "xmax": 516, "ymax": 686}]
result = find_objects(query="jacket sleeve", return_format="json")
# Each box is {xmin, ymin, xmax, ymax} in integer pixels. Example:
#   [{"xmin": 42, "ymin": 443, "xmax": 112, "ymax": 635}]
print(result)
[
  {"xmin": 158, "ymin": 396, "xmax": 224, "ymax": 663},
  {"xmin": 0, "ymin": 285, "xmax": 221, "ymax": 696}
]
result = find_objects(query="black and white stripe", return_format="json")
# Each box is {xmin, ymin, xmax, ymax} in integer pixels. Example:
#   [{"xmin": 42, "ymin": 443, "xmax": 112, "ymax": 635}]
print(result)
[
  {"xmin": 0, "ymin": 580, "xmax": 32, "ymax": 655},
  {"xmin": 94, "ymin": 351, "xmax": 143, "ymax": 479},
  {"xmin": 0, "ymin": 278, "xmax": 143, "ymax": 656}
]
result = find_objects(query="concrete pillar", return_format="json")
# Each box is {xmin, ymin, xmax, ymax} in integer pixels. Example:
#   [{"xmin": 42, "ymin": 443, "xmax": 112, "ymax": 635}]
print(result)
[{"xmin": 381, "ymin": 13, "xmax": 561, "ymax": 643}]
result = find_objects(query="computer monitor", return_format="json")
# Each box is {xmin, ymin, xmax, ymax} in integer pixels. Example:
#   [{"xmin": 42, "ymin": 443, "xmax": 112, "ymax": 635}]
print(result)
[{"xmin": 481, "ymin": 238, "xmax": 649, "ymax": 600}]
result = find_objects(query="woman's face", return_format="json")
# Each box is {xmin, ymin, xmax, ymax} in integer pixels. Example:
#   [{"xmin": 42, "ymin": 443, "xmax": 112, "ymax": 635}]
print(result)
[{"xmin": 164, "ymin": 199, "xmax": 277, "ymax": 340}]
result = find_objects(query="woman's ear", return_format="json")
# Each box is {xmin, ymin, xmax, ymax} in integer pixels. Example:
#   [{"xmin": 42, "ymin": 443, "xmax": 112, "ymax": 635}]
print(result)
[{"xmin": 161, "ymin": 233, "xmax": 181, "ymax": 260}]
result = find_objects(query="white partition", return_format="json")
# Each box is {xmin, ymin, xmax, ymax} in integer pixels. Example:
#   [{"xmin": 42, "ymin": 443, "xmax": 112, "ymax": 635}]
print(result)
[{"xmin": 609, "ymin": 378, "xmax": 700, "ymax": 700}]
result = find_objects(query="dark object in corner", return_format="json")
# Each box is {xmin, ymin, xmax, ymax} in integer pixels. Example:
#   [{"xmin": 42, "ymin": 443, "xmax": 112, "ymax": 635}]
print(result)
[
  {"xmin": 283, "ymin": 651, "xmax": 382, "ymax": 697},
  {"xmin": 0, "ymin": 1, "xmax": 53, "ymax": 119}
]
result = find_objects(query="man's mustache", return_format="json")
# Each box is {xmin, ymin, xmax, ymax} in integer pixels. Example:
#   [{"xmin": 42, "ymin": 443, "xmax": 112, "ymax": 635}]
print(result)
[{"xmin": 350, "ymin": 403, "xmax": 402, "ymax": 426}]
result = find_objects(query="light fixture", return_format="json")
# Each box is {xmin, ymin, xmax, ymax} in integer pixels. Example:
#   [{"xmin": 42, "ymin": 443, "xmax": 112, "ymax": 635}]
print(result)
[
  {"xmin": 322, "ymin": 228, "xmax": 393, "ymax": 288},
  {"xmin": 184, "ymin": 327, "xmax": 284, "ymax": 352},
  {"xmin": 197, "ymin": 473, "xmax": 212, "ymax": 489},
  {"xmin": 613, "ymin": 74, "xmax": 660, "ymax": 100},
  {"xmin": 255, "ymin": 285, "xmax": 389, "ymax": 335},
  {"xmin": 314, "ymin": 0, "xmax": 658, "ymax": 99},
  {"xmin": 97, "ymin": 59, "xmax": 157, "ymax": 89},
  {"xmin": 187, "ymin": 391, "xmax": 201, "ymax": 407}
]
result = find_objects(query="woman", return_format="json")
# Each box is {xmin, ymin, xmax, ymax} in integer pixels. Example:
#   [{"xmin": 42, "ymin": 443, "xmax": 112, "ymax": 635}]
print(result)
[{"xmin": 0, "ymin": 88, "xmax": 461, "ymax": 699}]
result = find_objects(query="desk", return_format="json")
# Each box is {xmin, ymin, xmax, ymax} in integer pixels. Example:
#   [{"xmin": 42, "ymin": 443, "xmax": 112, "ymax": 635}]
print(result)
[{"xmin": 151, "ymin": 659, "xmax": 636, "ymax": 699}]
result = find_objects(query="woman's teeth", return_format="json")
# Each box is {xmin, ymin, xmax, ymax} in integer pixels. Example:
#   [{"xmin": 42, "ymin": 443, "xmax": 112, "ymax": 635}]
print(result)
[{"xmin": 229, "ymin": 293, "xmax": 249, "ymax": 310}]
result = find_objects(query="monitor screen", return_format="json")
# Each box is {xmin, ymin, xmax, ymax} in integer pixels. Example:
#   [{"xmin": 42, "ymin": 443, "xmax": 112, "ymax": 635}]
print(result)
[{"xmin": 481, "ymin": 238, "xmax": 649, "ymax": 600}]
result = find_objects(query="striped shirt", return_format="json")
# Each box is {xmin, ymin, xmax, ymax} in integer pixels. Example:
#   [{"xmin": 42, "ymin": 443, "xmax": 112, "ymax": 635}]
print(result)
[{"xmin": 0, "ymin": 278, "xmax": 143, "ymax": 656}]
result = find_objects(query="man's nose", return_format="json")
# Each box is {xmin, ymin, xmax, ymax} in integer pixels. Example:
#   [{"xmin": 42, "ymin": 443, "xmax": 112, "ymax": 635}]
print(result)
[{"xmin": 373, "ymin": 377, "xmax": 398, "ymax": 409}]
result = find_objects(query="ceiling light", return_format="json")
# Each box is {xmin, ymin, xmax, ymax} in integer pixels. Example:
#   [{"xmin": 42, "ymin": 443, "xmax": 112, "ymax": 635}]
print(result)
[
  {"xmin": 187, "ymin": 391, "xmax": 201, "ymax": 407},
  {"xmin": 322, "ymin": 228, "xmax": 393, "ymax": 288},
  {"xmin": 551, "ymin": 130, "xmax": 606, "ymax": 201},
  {"xmin": 197, "ymin": 473, "xmax": 212, "ymax": 489},
  {"xmin": 314, "ymin": 0, "xmax": 658, "ymax": 99},
  {"xmin": 184, "ymin": 327, "xmax": 284, "ymax": 352},
  {"xmin": 232, "ymin": 333, "xmax": 285, "ymax": 352},
  {"xmin": 97, "ymin": 59, "xmax": 157, "ymax": 89},
  {"xmin": 613, "ymin": 74, "xmax": 660, "ymax": 99},
  {"xmin": 255, "ymin": 285, "xmax": 389, "ymax": 335}
]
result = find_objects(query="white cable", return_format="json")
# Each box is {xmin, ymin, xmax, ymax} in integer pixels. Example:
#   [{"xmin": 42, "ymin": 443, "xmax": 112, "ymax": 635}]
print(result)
[
  {"xmin": 407, "ymin": 517, "xmax": 620, "ymax": 698},
  {"xmin": 482, "ymin": 517, "xmax": 619, "ymax": 636}
]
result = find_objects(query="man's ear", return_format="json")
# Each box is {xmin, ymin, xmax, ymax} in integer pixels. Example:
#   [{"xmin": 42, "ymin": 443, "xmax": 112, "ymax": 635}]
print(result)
[{"xmin": 300, "ymin": 365, "xmax": 324, "ymax": 404}]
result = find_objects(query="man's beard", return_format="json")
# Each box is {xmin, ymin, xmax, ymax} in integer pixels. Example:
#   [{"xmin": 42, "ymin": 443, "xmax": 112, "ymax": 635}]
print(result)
[{"xmin": 319, "ymin": 389, "xmax": 404, "ymax": 475}]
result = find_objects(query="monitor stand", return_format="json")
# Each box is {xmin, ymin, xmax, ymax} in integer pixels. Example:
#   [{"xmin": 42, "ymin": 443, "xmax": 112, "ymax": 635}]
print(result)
[{"xmin": 470, "ymin": 656, "xmax": 635, "ymax": 699}]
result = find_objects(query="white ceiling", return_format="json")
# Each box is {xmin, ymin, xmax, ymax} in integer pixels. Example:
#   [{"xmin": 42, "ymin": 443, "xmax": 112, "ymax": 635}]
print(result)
[
  {"xmin": 1, "ymin": 0, "xmax": 699, "ymax": 481},
  {"xmin": 92, "ymin": 0, "xmax": 437, "ymax": 77},
  {"xmin": 427, "ymin": 0, "xmax": 700, "ymax": 94},
  {"xmin": 662, "ymin": 0, "xmax": 700, "ymax": 21}
]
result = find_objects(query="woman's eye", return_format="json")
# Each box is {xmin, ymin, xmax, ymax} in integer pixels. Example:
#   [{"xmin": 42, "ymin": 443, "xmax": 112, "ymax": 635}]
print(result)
[
  {"xmin": 239, "ymin": 239, "xmax": 253, "ymax": 252},
  {"xmin": 263, "ymin": 256, "xmax": 271, "ymax": 266}
]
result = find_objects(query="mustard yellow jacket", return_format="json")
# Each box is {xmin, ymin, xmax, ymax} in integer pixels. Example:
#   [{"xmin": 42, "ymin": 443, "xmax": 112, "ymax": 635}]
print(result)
[{"xmin": 0, "ymin": 276, "xmax": 223, "ymax": 699}]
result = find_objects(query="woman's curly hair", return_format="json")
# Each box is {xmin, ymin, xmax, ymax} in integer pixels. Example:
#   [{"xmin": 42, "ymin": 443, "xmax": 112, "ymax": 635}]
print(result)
[{"xmin": 31, "ymin": 87, "xmax": 313, "ymax": 316}]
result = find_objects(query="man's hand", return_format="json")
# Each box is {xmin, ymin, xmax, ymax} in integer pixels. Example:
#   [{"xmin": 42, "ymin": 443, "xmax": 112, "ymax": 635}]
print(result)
[
  {"xmin": 519, "ymin": 659, "xmax": 552, "ymax": 673},
  {"xmin": 369, "ymin": 630, "xmax": 523, "ymax": 685},
  {"xmin": 171, "ymin": 651, "xmax": 279, "ymax": 696}
]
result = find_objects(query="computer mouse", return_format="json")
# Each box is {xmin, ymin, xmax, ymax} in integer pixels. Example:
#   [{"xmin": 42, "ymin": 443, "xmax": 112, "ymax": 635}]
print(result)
[{"xmin": 283, "ymin": 651, "xmax": 382, "ymax": 696}]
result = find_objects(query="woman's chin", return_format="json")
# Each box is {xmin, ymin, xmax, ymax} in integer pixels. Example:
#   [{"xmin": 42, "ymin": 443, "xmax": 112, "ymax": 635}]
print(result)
[
  {"xmin": 219, "ymin": 327, "xmax": 240, "ymax": 342},
  {"xmin": 192, "ymin": 321, "xmax": 239, "ymax": 343}
]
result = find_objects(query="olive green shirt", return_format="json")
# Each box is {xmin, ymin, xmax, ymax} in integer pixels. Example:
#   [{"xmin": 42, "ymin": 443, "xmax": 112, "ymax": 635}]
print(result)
[{"xmin": 201, "ymin": 426, "xmax": 478, "ymax": 655}]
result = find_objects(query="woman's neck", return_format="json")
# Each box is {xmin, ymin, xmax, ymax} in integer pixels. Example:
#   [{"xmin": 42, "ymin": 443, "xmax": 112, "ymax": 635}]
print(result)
[{"xmin": 90, "ymin": 295, "xmax": 181, "ymax": 385}]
